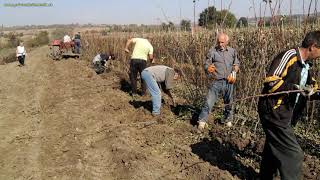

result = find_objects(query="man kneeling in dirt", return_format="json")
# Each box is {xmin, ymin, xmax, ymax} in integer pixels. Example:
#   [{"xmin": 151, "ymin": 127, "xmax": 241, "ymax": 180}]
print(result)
[
  {"xmin": 92, "ymin": 53, "xmax": 116, "ymax": 74},
  {"xmin": 141, "ymin": 65, "xmax": 182, "ymax": 116}
]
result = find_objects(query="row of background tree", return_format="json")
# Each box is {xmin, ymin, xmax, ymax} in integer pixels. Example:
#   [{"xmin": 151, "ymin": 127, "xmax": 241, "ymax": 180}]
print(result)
[
  {"xmin": 1, "ymin": 5, "xmax": 319, "ymax": 34},
  {"xmin": 182, "ymin": 5, "xmax": 319, "ymax": 31}
]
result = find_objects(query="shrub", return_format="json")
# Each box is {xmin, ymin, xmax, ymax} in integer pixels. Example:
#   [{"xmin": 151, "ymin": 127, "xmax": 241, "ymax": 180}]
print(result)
[
  {"xmin": 6, "ymin": 32, "xmax": 21, "ymax": 48},
  {"xmin": 50, "ymin": 28, "xmax": 73, "ymax": 40},
  {"xmin": 26, "ymin": 31, "xmax": 49, "ymax": 47},
  {"xmin": 2, "ymin": 52, "xmax": 17, "ymax": 64}
]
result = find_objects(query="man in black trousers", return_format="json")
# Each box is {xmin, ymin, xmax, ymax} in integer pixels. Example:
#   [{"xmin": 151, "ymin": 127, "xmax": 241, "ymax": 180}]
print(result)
[
  {"xmin": 258, "ymin": 31, "xmax": 320, "ymax": 180},
  {"xmin": 124, "ymin": 37, "xmax": 154, "ymax": 97}
]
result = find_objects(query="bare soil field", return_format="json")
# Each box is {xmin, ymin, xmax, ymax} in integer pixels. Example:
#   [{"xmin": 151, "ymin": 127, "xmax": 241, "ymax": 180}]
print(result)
[{"xmin": 0, "ymin": 46, "xmax": 319, "ymax": 180}]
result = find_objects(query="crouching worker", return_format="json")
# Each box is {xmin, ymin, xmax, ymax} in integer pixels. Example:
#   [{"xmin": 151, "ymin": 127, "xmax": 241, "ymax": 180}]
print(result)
[
  {"xmin": 141, "ymin": 65, "xmax": 182, "ymax": 116},
  {"xmin": 92, "ymin": 53, "xmax": 116, "ymax": 74}
]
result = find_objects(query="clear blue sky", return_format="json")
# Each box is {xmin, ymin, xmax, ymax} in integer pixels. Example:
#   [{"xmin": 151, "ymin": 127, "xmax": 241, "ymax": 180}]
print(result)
[{"xmin": 0, "ymin": 0, "xmax": 317, "ymax": 26}]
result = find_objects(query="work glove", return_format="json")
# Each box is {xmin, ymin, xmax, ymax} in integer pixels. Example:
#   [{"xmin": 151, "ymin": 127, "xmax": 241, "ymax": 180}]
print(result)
[
  {"xmin": 207, "ymin": 64, "xmax": 216, "ymax": 74},
  {"xmin": 227, "ymin": 71, "xmax": 237, "ymax": 84},
  {"xmin": 293, "ymin": 84, "xmax": 316, "ymax": 97}
]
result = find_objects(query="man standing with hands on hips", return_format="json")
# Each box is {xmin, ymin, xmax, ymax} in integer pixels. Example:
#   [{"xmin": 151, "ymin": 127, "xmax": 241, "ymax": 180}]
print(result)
[{"xmin": 197, "ymin": 32, "xmax": 240, "ymax": 130}]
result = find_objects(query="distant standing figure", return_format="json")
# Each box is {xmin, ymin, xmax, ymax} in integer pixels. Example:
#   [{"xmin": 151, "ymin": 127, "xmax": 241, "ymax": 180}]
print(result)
[
  {"xmin": 125, "ymin": 37, "xmax": 154, "ymax": 96},
  {"xmin": 73, "ymin": 32, "xmax": 81, "ymax": 54},
  {"xmin": 63, "ymin": 34, "xmax": 71, "ymax": 43},
  {"xmin": 92, "ymin": 53, "xmax": 116, "ymax": 74},
  {"xmin": 16, "ymin": 42, "xmax": 26, "ymax": 66}
]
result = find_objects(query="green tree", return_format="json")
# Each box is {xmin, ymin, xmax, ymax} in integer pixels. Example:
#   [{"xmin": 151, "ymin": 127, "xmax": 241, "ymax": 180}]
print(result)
[
  {"xmin": 198, "ymin": 6, "xmax": 236, "ymax": 28},
  {"xmin": 161, "ymin": 23, "xmax": 167, "ymax": 31},
  {"xmin": 168, "ymin": 22, "xmax": 175, "ymax": 30},
  {"xmin": 161, "ymin": 21, "xmax": 175, "ymax": 32},
  {"xmin": 198, "ymin": 6, "xmax": 217, "ymax": 28},
  {"xmin": 180, "ymin": 19, "xmax": 191, "ymax": 31},
  {"xmin": 27, "ymin": 31, "xmax": 49, "ymax": 47},
  {"xmin": 51, "ymin": 28, "xmax": 73, "ymax": 40},
  {"xmin": 215, "ymin": 10, "xmax": 237, "ymax": 28},
  {"xmin": 237, "ymin": 17, "xmax": 249, "ymax": 27},
  {"xmin": 303, "ymin": 16, "xmax": 318, "ymax": 25},
  {"xmin": 7, "ymin": 32, "xmax": 20, "ymax": 48}
]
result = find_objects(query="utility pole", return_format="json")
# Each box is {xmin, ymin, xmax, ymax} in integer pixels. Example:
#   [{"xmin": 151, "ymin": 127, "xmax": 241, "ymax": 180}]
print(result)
[
  {"xmin": 289, "ymin": 0, "xmax": 292, "ymax": 16},
  {"xmin": 260, "ymin": 2, "xmax": 262, "ymax": 18},
  {"xmin": 193, "ymin": 0, "xmax": 196, "ymax": 30},
  {"xmin": 314, "ymin": 0, "xmax": 318, "ymax": 16},
  {"xmin": 179, "ymin": 0, "xmax": 182, "ymax": 23},
  {"xmin": 213, "ymin": 0, "xmax": 216, "ymax": 28},
  {"xmin": 278, "ymin": 0, "xmax": 281, "ymax": 15},
  {"xmin": 303, "ymin": 0, "xmax": 306, "ymax": 25},
  {"xmin": 206, "ymin": 0, "xmax": 209, "ymax": 29},
  {"xmin": 303, "ymin": 0, "xmax": 305, "ymax": 15},
  {"xmin": 316, "ymin": 0, "xmax": 319, "ymax": 26}
]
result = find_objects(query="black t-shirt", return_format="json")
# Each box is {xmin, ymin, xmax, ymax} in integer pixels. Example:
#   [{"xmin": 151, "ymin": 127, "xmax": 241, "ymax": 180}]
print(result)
[
  {"xmin": 74, "ymin": 34, "xmax": 81, "ymax": 40},
  {"xmin": 100, "ymin": 54, "xmax": 108, "ymax": 66}
]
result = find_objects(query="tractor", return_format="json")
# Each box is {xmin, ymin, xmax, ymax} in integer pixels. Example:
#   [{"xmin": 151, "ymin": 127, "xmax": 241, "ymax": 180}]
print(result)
[{"xmin": 48, "ymin": 40, "xmax": 80, "ymax": 60}]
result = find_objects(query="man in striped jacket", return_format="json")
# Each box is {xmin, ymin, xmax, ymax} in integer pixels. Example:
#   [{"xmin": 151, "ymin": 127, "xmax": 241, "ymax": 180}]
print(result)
[{"xmin": 258, "ymin": 31, "xmax": 320, "ymax": 180}]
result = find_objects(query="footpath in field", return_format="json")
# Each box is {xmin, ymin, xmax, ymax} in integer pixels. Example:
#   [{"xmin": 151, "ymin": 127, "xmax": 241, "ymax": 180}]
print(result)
[{"xmin": 0, "ymin": 46, "xmax": 319, "ymax": 180}]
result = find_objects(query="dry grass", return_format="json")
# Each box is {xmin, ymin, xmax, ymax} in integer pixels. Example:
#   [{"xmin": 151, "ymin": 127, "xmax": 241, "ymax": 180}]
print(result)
[{"xmin": 82, "ymin": 25, "xmax": 320, "ymax": 137}]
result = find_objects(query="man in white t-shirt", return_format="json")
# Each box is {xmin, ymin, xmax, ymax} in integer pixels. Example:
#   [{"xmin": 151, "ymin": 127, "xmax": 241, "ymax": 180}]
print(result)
[
  {"xmin": 125, "ymin": 37, "xmax": 154, "ymax": 96},
  {"xmin": 63, "ymin": 35, "xmax": 71, "ymax": 43}
]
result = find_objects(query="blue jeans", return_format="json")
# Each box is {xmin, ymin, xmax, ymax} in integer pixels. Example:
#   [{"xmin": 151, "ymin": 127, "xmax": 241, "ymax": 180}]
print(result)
[
  {"xmin": 141, "ymin": 70, "xmax": 161, "ymax": 115},
  {"xmin": 74, "ymin": 39, "xmax": 81, "ymax": 54},
  {"xmin": 198, "ymin": 79, "xmax": 234, "ymax": 123}
]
